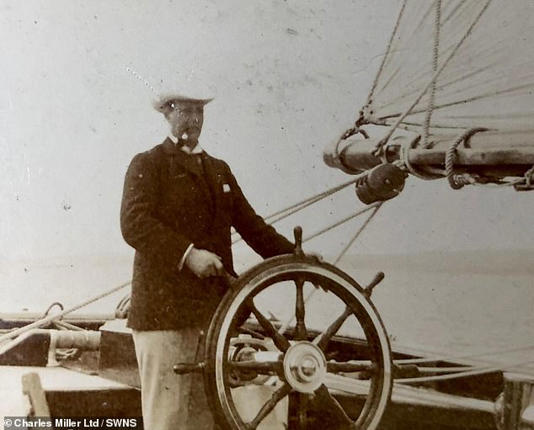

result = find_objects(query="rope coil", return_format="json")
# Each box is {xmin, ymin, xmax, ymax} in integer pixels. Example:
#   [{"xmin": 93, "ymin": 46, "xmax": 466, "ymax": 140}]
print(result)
[
  {"xmin": 445, "ymin": 127, "xmax": 488, "ymax": 189},
  {"xmin": 514, "ymin": 164, "xmax": 534, "ymax": 191}
]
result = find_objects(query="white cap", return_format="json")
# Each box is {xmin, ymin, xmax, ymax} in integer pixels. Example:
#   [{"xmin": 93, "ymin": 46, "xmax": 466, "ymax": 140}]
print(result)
[{"xmin": 153, "ymin": 71, "xmax": 216, "ymax": 113}]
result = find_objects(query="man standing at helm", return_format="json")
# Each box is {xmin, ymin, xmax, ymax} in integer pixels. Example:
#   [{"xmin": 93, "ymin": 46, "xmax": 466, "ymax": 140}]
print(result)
[{"xmin": 120, "ymin": 88, "xmax": 295, "ymax": 429}]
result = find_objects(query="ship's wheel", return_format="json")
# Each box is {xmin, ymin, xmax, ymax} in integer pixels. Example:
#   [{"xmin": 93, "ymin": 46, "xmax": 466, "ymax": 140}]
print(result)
[{"xmin": 203, "ymin": 228, "xmax": 392, "ymax": 429}]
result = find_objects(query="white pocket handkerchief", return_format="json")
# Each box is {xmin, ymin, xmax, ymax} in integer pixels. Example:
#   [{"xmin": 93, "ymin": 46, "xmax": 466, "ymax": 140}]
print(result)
[{"xmin": 223, "ymin": 183, "xmax": 231, "ymax": 193}]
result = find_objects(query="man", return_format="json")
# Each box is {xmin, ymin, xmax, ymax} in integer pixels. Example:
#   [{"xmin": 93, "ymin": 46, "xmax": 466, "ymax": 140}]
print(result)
[{"xmin": 120, "ymin": 92, "xmax": 295, "ymax": 429}]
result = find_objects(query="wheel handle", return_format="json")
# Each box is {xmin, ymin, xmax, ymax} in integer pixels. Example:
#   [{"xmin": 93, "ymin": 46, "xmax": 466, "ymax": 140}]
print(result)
[
  {"xmin": 173, "ymin": 362, "xmax": 205, "ymax": 374},
  {"xmin": 293, "ymin": 226, "xmax": 304, "ymax": 257}
]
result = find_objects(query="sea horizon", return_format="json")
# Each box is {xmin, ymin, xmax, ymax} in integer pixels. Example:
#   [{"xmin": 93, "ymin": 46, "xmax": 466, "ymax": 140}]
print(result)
[{"xmin": 1, "ymin": 249, "xmax": 533, "ymax": 370}]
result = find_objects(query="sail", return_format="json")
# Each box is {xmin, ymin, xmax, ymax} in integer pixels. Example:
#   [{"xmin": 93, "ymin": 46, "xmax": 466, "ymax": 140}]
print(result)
[{"xmin": 363, "ymin": 0, "xmax": 534, "ymax": 149}]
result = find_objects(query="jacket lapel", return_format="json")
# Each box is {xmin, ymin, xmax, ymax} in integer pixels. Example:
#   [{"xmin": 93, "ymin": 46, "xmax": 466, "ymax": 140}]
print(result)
[
  {"xmin": 201, "ymin": 153, "xmax": 224, "ymax": 225},
  {"xmin": 163, "ymin": 138, "xmax": 214, "ymax": 217}
]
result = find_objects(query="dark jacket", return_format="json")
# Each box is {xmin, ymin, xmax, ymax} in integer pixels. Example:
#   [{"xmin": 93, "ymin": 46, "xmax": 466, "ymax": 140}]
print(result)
[{"xmin": 120, "ymin": 138, "xmax": 294, "ymax": 330}]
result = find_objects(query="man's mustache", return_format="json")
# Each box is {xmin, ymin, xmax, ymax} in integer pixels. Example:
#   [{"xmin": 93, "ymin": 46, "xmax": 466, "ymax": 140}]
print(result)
[{"xmin": 183, "ymin": 124, "xmax": 200, "ymax": 132}]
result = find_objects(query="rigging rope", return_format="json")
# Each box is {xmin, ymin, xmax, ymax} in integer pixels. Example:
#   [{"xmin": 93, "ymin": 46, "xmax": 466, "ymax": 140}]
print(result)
[
  {"xmin": 377, "ymin": 60, "xmax": 497, "ymax": 114},
  {"xmin": 396, "ymin": 343, "xmax": 534, "ymax": 366},
  {"xmin": 366, "ymin": 0, "xmax": 408, "ymax": 105},
  {"xmin": 415, "ymin": 366, "xmax": 476, "ymax": 374},
  {"xmin": 303, "ymin": 202, "xmax": 382, "ymax": 244},
  {"xmin": 232, "ymin": 176, "xmax": 364, "ymax": 244},
  {"xmin": 374, "ymin": 1, "xmax": 490, "ymax": 110},
  {"xmin": 373, "ymin": 0, "xmax": 492, "ymax": 158},
  {"xmin": 334, "ymin": 202, "xmax": 383, "ymax": 265},
  {"xmin": 379, "ymin": 80, "xmax": 534, "ymax": 122},
  {"xmin": 264, "ymin": 177, "xmax": 360, "ymax": 224},
  {"xmin": 375, "ymin": 1, "xmax": 438, "ymax": 98},
  {"xmin": 396, "ymin": 357, "xmax": 534, "ymax": 384},
  {"xmin": 264, "ymin": 177, "xmax": 360, "ymax": 222},
  {"xmin": 422, "ymin": 0, "xmax": 441, "ymax": 148}
]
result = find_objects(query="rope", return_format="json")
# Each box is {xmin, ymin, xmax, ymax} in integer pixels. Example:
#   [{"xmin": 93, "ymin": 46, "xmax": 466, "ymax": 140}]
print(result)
[
  {"xmin": 395, "ymin": 120, "xmax": 466, "ymax": 131},
  {"xmin": 375, "ymin": 1, "xmax": 438, "ymax": 97},
  {"xmin": 373, "ymin": 0, "xmax": 492, "ymax": 159},
  {"xmin": 398, "ymin": 126, "xmax": 524, "ymax": 188},
  {"xmin": 422, "ymin": 0, "xmax": 441, "ymax": 148},
  {"xmin": 265, "ymin": 177, "xmax": 361, "ymax": 224},
  {"xmin": 396, "ymin": 137, "xmax": 442, "ymax": 180},
  {"xmin": 376, "ymin": 61, "xmax": 496, "ymax": 114},
  {"xmin": 524, "ymin": 165, "xmax": 534, "ymax": 188},
  {"xmin": 366, "ymin": 0, "xmax": 408, "ymax": 104},
  {"xmin": 416, "ymin": 366, "xmax": 476, "ymax": 374},
  {"xmin": 331, "ymin": 128, "xmax": 369, "ymax": 165},
  {"xmin": 334, "ymin": 202, "xmax": 383, "ymax": 265},
  {"xmin": 379, "ymin": 79, "xmax": 534, "ymax": 124},
  {"xmin": 53, "ymin": 320, "xmax": 85, "ymax": 331},
  {"xmin": 264, "ymin": 185, "xmax": 352, "ymax": 222},
  {"xmin": 515, "ymin": 164, "xmax": 534, "ymax": 191},
  {"xmin": 395, "ymin": 126, "xmax": 524, "ymax": 187},
  {"xmin": 396, "ymin": 357, "xmax": 534, "ymax": 384},
  {"xmin": 396, "ymin": 343, "xmax": 534, "ymax": 366},
  {"xmin": 302, "ymin": 202, "xmax": 382, "ymax": 244},
  {"xmin": 42, "ymin": 301, "xmax": 64, "ymax": 318},
  {"xmin": 0, "ymin": 281, "xmax": 131, "ymax": 345},
  {"xmin": 232, "ymin": 176, "xmax": 365, "ymax": 244},
  {"xmin": 445, "ymin": 127, "xmax": 488, "ymax": 189}
]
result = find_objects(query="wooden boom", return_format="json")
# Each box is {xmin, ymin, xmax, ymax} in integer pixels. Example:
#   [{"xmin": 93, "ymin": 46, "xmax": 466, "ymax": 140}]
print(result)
[{"xmin": 325, "ymin": 134, "xmax": 534, "ymax": 179}]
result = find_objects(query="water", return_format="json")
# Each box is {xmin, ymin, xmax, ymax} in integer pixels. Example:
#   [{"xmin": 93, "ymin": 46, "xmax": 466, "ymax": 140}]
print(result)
[
  {"xmin": 0, "ymin": 255, "xmax": 133, "ymax": 318},
  {"xmin": 1, "ymin": 252, "xmax": 533, "ymax": 370},
  {"xmin": 347, "ymin": 267, "xmax": 534, "ymax": 366}
]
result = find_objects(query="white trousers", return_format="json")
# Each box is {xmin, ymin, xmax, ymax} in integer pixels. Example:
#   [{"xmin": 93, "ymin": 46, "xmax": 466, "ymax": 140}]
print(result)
[{"xmin": 132, "ymin": 328, "xmax": 215, "ymax": 430}]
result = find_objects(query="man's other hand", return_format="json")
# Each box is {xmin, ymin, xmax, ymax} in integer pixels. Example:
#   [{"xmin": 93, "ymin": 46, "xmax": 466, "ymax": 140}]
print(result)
[{"xmin": 185, "ymin": 247, "xmax": 225, "ymax": 278}]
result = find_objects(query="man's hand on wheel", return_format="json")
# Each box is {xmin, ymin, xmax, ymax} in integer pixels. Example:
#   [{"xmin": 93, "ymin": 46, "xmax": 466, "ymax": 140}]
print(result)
[
  {"xmin": 306, "ymin": 251, "xmax": 324, "ymax": 262},
  {"xmin": 185, "ymin": 247, "xmax": 225, "ymax": 278}
]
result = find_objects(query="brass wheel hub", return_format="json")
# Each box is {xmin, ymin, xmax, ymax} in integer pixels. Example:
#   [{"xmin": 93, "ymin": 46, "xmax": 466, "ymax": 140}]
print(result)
[{"xmin": 283, "ymin": 341, "xmax": 327, "ymax": 393}]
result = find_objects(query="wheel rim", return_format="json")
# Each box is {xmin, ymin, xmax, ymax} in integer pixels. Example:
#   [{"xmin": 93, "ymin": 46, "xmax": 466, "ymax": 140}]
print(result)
[{"xmin": 205, "ymin": 257, "xmax": 392, "ymax": 430}]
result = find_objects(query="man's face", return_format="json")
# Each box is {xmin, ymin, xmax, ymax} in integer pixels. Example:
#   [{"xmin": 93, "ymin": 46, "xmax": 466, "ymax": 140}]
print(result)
[{"xmin": 165, "ymin": 102, "xmax": 204, "ymax": 143}]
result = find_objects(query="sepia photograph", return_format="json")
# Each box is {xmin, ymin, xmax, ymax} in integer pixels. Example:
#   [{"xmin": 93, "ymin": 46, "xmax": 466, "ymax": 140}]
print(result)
[{"xmin": 1, "ymin": 1, "xmax": 534, "ymax": 429}]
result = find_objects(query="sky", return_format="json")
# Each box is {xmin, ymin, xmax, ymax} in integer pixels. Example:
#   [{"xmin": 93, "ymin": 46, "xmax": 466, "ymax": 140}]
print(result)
[{"xmin": 1, "ymin": 0, "xmax": 534, "ymax": 264}]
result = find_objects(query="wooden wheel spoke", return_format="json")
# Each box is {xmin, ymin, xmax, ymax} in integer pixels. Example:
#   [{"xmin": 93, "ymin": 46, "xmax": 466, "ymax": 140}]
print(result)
[
  {"xmin": 314, "ymin": 384, "xmax": 354, "ymax": 428},
  {"xmin": 229, "ymin": 360, "xmax": 282, "ymax": 375},
  {"xmin": 294, "ymin": 277, "xmax": 307, "ymax": 340},
  {"xmin": 248, "ymin": 300, "xmax": 290, "ymax": 352},
  {"xmin": 288, "ymin": 392, "xmax": 309, "ymax": 430},
  {"xmin": 313, "ymin": 307, "xmax": 352, "ymax": 351},
  {"xmin": 327, "ymin": 361, "xmax": 376, "ymax": 374},
  {"xmin": 296, "ymin": 393, "xmax": 309, "ymax": 429},
  {"xmin": 247, "ymin": 383, "xmax": 292, "ymax": 429}
]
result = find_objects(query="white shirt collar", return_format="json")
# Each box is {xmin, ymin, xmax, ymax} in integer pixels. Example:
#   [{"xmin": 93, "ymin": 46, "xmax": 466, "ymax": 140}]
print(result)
[{"xmin": 168, "ymin": 135, "xmax": 203, "ymax": 154}]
